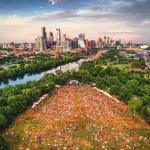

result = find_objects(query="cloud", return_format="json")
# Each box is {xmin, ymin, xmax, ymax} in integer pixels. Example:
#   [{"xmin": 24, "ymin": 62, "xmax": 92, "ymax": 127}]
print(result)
[
  {"xmin": 34, "ymin": 11, "xmax": 42, "ymax": 14},
  {"xmin": 143, "ymin": 19, "xmax": 150, "ymax": 25},
  {"xmin": 117, "ymin": 0, "xmax": 150, "ymax": 23},
  {"xmin": 0, "ymin": 15, "xmax": 32, "ymax": 25},
  {"xmin": 48, "ymin": 0, "xmax": 67, "ymax": 5},
  {"xmin": 31, "ymin": 10, "xmax": 77, "ymax": 21},
  {"xmin": 8, "ymin": 15, "xmax": 17, "ymax": 19}
]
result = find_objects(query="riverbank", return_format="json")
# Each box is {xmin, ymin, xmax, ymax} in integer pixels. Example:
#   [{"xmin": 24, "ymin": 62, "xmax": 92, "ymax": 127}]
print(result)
[{"xmin": 0, "ymin": 55, "xmax": 82, "ymax": 88}]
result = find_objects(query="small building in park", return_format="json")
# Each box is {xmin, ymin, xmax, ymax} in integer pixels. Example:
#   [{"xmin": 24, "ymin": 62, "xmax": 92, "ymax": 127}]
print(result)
[{"xmin": 69, "ymin": 80, "xmax": 79, "ymax": 85}]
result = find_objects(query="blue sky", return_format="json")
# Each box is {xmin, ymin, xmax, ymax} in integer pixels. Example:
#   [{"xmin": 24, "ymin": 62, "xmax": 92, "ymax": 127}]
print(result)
[{"xmin": 0, "ymin": 0, "xmax": 150, "ymax": 43}]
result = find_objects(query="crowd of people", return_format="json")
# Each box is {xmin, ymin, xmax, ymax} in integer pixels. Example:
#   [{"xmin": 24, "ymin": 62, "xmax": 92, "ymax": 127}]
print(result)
[{"xmin": 3, "ymin": 85, "xmax": 150, "ymax": 149}]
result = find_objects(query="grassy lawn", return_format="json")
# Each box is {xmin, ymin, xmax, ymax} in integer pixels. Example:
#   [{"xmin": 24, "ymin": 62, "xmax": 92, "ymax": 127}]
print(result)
[{"xmin": 3, "ymin": 85, "xmax": 150, "ymax": 150}]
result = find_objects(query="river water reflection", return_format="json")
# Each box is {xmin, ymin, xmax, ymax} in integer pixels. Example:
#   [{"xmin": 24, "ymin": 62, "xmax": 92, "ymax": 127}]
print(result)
[{"xmin": 0, "ymin": 59, "xmax": 84, "ymax": 89}]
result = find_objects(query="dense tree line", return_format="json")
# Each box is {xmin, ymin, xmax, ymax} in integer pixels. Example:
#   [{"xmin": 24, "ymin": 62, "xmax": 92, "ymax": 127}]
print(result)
[
  {"xmin": 131, "ymin": 58, "xmax": 146, "ymax": 69},
  {"xmin": 80, "ymin": 56, "xmax": 150, "ymax": 122},
  {"xmin": 0, "ymin": 54, "xmax": 80, "ymax": 83},
  {"xmin": 0, "ymin": 55, "xmax": 23, "ymax": 66}
]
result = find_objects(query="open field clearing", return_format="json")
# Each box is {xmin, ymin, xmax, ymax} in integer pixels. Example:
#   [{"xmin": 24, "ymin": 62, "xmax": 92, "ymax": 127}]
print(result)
[{"xmin": 3, "ymin": 85, "xmax": 150, "ymax": 150}]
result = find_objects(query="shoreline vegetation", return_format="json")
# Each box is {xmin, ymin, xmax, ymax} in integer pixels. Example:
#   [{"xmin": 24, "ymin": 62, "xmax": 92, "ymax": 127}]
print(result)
[
  {"xmin": 0, "ymin": 53, "xmax": 80, "ymax": 84},
  {"xmin": 0, "ymin": 50, "xmax": 150, "ymax": 149}
]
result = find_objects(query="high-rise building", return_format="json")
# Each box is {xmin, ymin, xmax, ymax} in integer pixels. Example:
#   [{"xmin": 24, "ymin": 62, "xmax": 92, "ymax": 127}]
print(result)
[
  {"xmin": 131, "ymin": 39, "xmax": 134, "ymax": 48},
  {"xmin": 35, "ymin": 37, "xmax": 44, "ymax": 52},
  {"xmin": 100, "ymin": 38, "xmax": 103, "ymax": 48},
  {"xmin": 116, "ymin": 39, "xmax": 122, "ymax": 46},
  {"xmin": 47, "ymin": 31, "xmax": 54, "ymax": 49},
  {"xmin": 39, "ymin": 37, "xmax": 44, "ymax": 52},
  {"xmin": 119, "ymin": 39, "xmax": 121, "ymax": 45},
  {"xmin": 89, "ymin": 40, "xmax": 96, "ymax": 49},
  {"xmin": 49, "ymin": 32, "xmax": 54, "ymax": 42},
  {"xmin": 29, "ymin": 43, "xmax": 33, "ymax": 51},
  {"xmin": 61, "ymin": 34, "xmax": 72, "ymax": 53},
  {"xmin": 116, "ymin": 41, "xmax": 120, "ymax": 46},
  {"xmin": 72, "ymin": 38, "xmax": 78, "ymax": 49},
  {"xmin": 56, "ymin": 29, "xmax": 61, "ymax": 46},
  {"xmin": 78, "ymin": 34, "xmax": 87, "ymax": 51},
  {"xmin": 104, "ymin": 36, "xmax": 107, "ymax": 47},
  {"xmin": 110, "ymin": 39, "xmax": 114, "ymax": 47},
  {"xmin": 107, "ymin": 37, "xmax": 111, "ymax": 47},
  {"xmin": 41, "ymin": 27, "xmax": 47, "ymax": 50},
  {"xmin": 85, "ymin": 39, "xmax": 89, "ymax": 48},
  {"xmin": 35, "ymin": 38, "xmax": 40, "ymax": 50},
  {"xmin": 42, "ymin": 27, "xmax": 46, "ymax": 39},
  {"xmin": 82, "ymin": 33, "xmax": 85, "ymax": 41}
]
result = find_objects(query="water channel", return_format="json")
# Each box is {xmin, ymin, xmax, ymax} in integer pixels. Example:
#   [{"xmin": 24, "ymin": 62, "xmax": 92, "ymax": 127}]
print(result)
[{"xmin": 0, "ymin": 59, "xmax": 85, "ymax": 88}]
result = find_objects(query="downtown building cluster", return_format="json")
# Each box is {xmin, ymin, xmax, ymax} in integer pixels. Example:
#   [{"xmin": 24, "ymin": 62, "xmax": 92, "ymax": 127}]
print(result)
[
  {"xmin": 34, "ymin": 27, "xmax": 119, "ymax": 53},
  {"xmin": 1, "ymin": 27, "xmax": 150, "ymax": 55}
]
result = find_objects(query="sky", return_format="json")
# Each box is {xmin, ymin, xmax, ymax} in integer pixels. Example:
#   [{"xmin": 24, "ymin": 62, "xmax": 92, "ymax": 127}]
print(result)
[{"xmin": 0, "ymin": 0, "xmax": 150, "ymax": 44}]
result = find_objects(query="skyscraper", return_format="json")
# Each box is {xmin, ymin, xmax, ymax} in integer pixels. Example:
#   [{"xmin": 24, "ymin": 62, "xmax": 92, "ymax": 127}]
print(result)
[
  {"xmin": 104, "ymin": 36, "xmax": 107, "ymax": 47},
  {"xmin": 107, "ymin": 37, "xmax": 110, "ymax": 47},
  {"xmin": 42, "ymin": 27, "xmax": 46, "ymax": 39},
  {"xmin": 110, "ymin": 39, "xmax": 114, "ymax": 47},
  {"xmin": 82, "ymin": 33, "xmax": 85, "ymax": 41},
  {"xmin": 116, "ymin": 39, "xmax": 121, "ymax": 46},
  {"xmin": 78, "ymin": 34, "xmax": 87, "ymax": 51},
  {"xmin": 72, "ymin": 38, "xmax": 78, "ymax": 49},
  {"xmin": 62, "ymin": 34, "xmax": 72, "ymax": 53},
  {"xmin": 49, "ymin": 32, "xmax": 54, "ymax": 42},
  {"xmin": 29, "ymin": 43, "xmax": 33, "ymax": 51},
  {"xmin": 47, "ymin": 31, "xmax": 54, "ymax": 49},
  {"xmin": 39, "ymin": 37, "xmax": 44, "ymax": 52},
  {"xmin": 85, "ymin": 39, "xmax": 89, "ymax": 48},
  {"xmin": 41, "ymin": 27, "xmax": 47, "ymax": 50},
  {"xmin": 119, "ymin": 39, "xmax": 121, "ymax": 45},
  {"xmin": 35, "ymin": 38, "xmax": 40, "ymax": 50},
  {"xmin": 35, "ymin": 37, "xmax": 44, "ymax": 52},
  {"xmin": 131, "ymin": 39, "xmax": 134, "ymax": 48},
  {"xmin": 96, "ymin": 38, "xmax": 103, "ymax": 48},
  {"xmin": 56, "ymin": 29, "xmax": 61, "ymax": 46},
  {"xmin": 89, "ymin": 40, "xmax": 96, "ymax": 49}
]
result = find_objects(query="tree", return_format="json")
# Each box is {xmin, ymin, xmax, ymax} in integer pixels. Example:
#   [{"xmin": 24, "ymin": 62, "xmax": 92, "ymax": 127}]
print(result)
[
  {"xmin": 146, "ymin": 106, "xmax": 150, "ymax": 122},
  {"xmin": 7, "ymin": 95, "xmax": 27, "ymax": 113},
  {"xmin": 147, "ymin": 106, "xmax": 150, "ymax": 118},
  {"xmin": 2, "ymin": 85, "xmax": 16, "ymax": 98},
  {"xmin": 0, "ymin": 98, "xmax": 7, "ymax": 106},
  {"xmin": 0, "ymin": 114, "xmax": 8, "ymax": 128},
  {"xmin": 128, "ymin": 98, "xmax": 143, "ymax": 112},
  {"xmin": 126, "ymin": 79, "xmax": 139, "ymax": 95},
  {"xmin": 22, "ymin": 88, "xmax": 41, "ymax": 105},
  {"xmin": 110, "ymin": 85, "xmax": 120, "ymax": 95},
  {"xmin": 141, "ymin": 96, "xmax": 150, "ymax": 106},
  {"xmin": 0, "ymin": 136, "xmax": 9, "ymax": 150},
  {"xmin": 118, "ymin": 85, "xmax": 133, "ymax": 102},
  {"xmin": 107, "ymin": 76, "xmax": 121, "ymax": 87},
  {"xmin": 96, "ymin": 77, "xmax": 107, "ymax": 90}
]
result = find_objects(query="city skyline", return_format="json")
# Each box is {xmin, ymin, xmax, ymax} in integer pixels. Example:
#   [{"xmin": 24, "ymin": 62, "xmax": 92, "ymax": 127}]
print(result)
[{"xmin": 0, "ymin": 0, "xmax": 150, "ymax": 44}]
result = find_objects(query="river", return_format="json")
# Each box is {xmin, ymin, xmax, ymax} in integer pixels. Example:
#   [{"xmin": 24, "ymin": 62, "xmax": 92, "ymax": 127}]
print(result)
[{"xmin": 0, "ymin": 59, "xmax": 85, "ymax": 89}]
